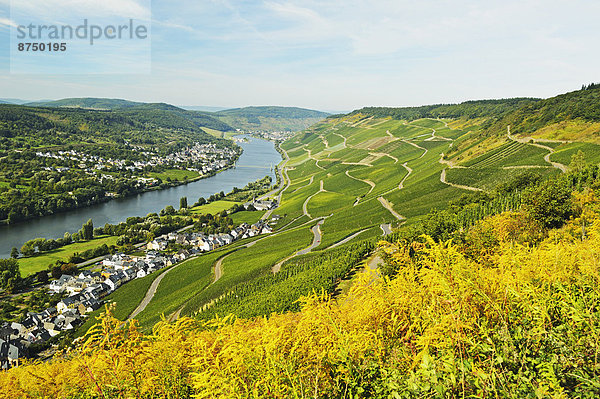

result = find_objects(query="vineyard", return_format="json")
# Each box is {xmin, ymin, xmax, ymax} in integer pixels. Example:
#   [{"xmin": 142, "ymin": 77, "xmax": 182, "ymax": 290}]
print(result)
[{"xmin": 3, "ymin": 183, "xmax": 600, "ymax": 397}]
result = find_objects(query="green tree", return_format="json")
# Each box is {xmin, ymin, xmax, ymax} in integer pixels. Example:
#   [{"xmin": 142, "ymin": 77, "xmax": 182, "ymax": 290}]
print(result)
[
  {"xmin": 36, "ymin": 270, "xmax": 49, "ymax": 284},
  {"xmin": 0, "ymin": 258, "xmax": 21, "ymax": 292},
  {"xmin": 20, "ymin": 243, "xmax": 35, "ymax": 257},
  {"xmin": 180, "ymin": 196, "xmax": 188, "ymax": 209},
  {"xmin": 10, "ymin": 247, "xmax": 19, "ymax": 259},
  {"xmin": 523, "ymin": 179, "xmax": 573, "ymax": 229},
  {"xmin": 81, "ymin": 219, "xmax": 94, "ymax": 240}
]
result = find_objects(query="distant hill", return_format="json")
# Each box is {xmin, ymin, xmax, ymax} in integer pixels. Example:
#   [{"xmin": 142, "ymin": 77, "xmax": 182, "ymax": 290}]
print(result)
[
  {"xmin": 117, "ymin": 103, "xmax": 234, "ymax": 132},
  {"xmin": 26, "ymin": 97, "xmax": 144, "ymax": 109},
  {"xmin": 0, "ymin": 98, "xmax": 34, "ymax": 105},
  {"xmin": 18, "ymin": 99, "xmax": 329, "ymax": 133},
  {"xmin": 0, "ymin": 103, "xmax": 233, "ymax": 152},
  {"xmin": 181, "ymin": 105, "xmax": 230, "ymax": 112},
  {"xmin": 214, "ymin": 106, "xmax": 330, "ymax": 132}
]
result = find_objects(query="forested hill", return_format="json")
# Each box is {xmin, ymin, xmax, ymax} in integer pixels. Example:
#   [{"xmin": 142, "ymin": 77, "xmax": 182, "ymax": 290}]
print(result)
[
  {"xmin": 23, "ymin": 98, "xmax": 329, "ymax": 133},
  {"xmin": 214, "ymin": 106, "xmax": 330, "ymax": 132},
  {"xmin": 0, "ymin": 103, "xmax": 233, "ymax": 152},
  {"xmin": 352, "ymin": 98, "xmax": 540, "ymax": 122},
  {"xmin": 482, "ymin": 84, "xmax": 600, "ymax": 138},
  {"xmin": 25, "ymin": 97, "xmax": 145, "ymax": 109}
]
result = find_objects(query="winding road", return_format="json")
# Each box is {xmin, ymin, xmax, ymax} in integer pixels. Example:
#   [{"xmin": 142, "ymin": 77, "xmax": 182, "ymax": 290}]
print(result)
[
  {"xmin": 440, "ymin": 168, "xmax": 482, "ymax": 192},
  {"xmin": 507, "ymin": 126, "xmax": 567, "ymax": 173},
  {"xmin": 380, "ymin": 223, "xmax": 392, "ymax": 236},
  {"xmin": 128, "ymin": 265, "xmax": 177, "ymax": 320},
  {"xmin": 378, "ymin": 197, "xmax": 405, "ymax": 221},
  {"xmin": 272, "ymin": 218, "xmax": 325, "ymax": 273}
]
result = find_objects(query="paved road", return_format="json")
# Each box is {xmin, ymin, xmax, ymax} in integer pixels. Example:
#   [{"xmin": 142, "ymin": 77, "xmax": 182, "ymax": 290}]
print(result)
[
  {"xmin": 302, "ymin": 180, "xmax": 326, "ymax": 218},
  {"xmin": 272, "ymin": 218, "xmax": 325, "ymax": 273},
  {"xmin": 378, "ymin": 197, "xmax": 405, "ymax": 221},
  {"xmin": 380, "ymin": 223, "xmax": 392, "ymax": 236},
  {"xmin": 262, "ymin": 149, "xmax": 291, "ymax": 220},
  {"xmin": 128, "ymin": 264, "xmax": 179, "ymax": 320}
]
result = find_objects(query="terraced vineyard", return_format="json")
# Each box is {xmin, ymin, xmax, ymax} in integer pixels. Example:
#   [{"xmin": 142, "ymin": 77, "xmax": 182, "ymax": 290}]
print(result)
[{"xmin": 97, "ymin": 106, "xmax": 600, "ymax": 330}]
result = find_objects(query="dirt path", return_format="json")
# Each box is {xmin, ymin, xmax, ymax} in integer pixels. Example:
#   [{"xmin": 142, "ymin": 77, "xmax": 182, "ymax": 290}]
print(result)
[
  {"xmin": 507, "ymin": 126, "xmax": 567, "ymax": 173},
  {"xmin": 212, "ymin": 253, "xmax": 233, "ymax": 283},
  {"xmin": 292, "ymin": 175, "xmax": 315, "ymax": 193},
  {"xmin": 345, "ymin": 170, "xmax": 376, "ymax": 206},
  {"xmin": 438, "ymin": 154, "xmax": 466, "ymax": 169},
  {"xmin": 440, "ymin": 169, "xmax": 483, "ymax": 192},
  {"xmin": 402, "ymin": 139, "xmax": 428, "ymax": 159},
  {"xmin": 371, "ymin": 151, "xmax": 398, "ymax": 163},
  {"xmin": 398, "ymin": 162, "xmax": 412, "ymax": 190},
  {"xmin": 304, "ymin": 147, "xmax": 326, "ymax": 170},
  {"xmin": 378, "ymin": 197, "xmax": 405, "ymax": 221},
  {"xmin": 333, "ymin": 132, "xmax": 347, "ymax": 148}
]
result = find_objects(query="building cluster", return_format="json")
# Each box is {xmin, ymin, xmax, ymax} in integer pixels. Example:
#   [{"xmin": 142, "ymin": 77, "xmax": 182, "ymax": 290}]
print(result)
[
  {"xmin": 35, "ymin": 142, "xmax": 238, "ymax": 180},
  {"xmin": 147, "ymin": 219, "xmax": 274, "ymax": 253},
  {"xmin": 0, "ymin": 251, "xmax": 182, "ymax": 369},
  {"xmin": 247, "ymin": 131, "xmax": 295, "ymax": 142},
  {"xmin": 0, "ymin": 214, "xmax": 283, "ymax": 370}
]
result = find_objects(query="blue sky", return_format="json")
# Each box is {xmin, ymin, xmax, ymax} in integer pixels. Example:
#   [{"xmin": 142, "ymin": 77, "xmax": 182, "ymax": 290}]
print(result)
[{"xmin": 1, "ymin": 0, "xmax": 599, "ymax": 111}]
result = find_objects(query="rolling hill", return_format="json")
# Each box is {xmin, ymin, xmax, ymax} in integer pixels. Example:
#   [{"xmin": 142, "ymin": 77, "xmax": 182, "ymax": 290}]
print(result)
[
  {"xmin": 214, "ymin": 106, "xmax": 330, "ymax": 132},
  {"xmin": 24, "ymin": 98, "xmax": 329, "ymax": 133}
]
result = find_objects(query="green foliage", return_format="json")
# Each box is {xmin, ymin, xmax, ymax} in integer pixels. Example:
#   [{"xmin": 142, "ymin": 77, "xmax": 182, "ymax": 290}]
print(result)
[
  {"xmin": 354, "ymin": 98, "xmax": 538, "ymax": 122},
  {"xmin": 523, "ymin": 178, "xmax": 574, "ymax": 229},
  {"xmin": 0, "ymin": 258, "xmax": 20, "ymax": 291}
]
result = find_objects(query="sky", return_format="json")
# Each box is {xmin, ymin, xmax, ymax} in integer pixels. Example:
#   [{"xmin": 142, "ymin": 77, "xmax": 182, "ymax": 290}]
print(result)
[{"xmin": 0, "ymin": 0, "xmax": 599, "ymax": 112}]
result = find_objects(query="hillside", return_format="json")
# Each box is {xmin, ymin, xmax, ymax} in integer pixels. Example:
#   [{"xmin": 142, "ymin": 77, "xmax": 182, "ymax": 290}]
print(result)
[
  {"xmin": 214, "ymin": 105, "xmax": 330, "ymax": 132},
  {"xmin": 0, "ymin": 104, "xmax": 238, "ymax": 223},
  {"xmin": 4, "ymin": 86, "xmax": 600, "ymax": 396},
  {"xmin": 26, "ymin": 98, "xmax": 143, "ymax": 109},
  {"xmin": 0, "ymin": 104, "xmax": 232, "ymax": 151},
  {"xmin": 3, "ymin": 172, "xmax": 600, "ymax": 397}
]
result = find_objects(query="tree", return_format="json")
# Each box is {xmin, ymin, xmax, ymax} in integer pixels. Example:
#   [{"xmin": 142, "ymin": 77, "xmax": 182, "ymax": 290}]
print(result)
[
  {"xmin": 20, "ymin": 243, "xmax": 35, "ymax": 257},
  {"xmin": 81, "ymin": 219, "xmax": 94, "ymax": 240},
  {"xmin": 0, "ymin": 258, "xmax": 21, "ymax": 292},
  {"xmin": 10, "ymin": 247, "xmax": 19, "ymax": 259},
  {"xmin": 196, "ymin": 197, "xmax": 206, "ymax": 206},
  {"xmin": 36, "ymin": 270, "xmax": 49, "ymax": 284},
  {"xmin": 180, "ymin": 196, "xmax": 188, "ymax": 209},
  {"xmin": 523, "ymin": 179, "xmax": 573, "ymax": 229},
  {"xmin": 51, "ymin": 265, "xmax": 62, "ymax": 279}
]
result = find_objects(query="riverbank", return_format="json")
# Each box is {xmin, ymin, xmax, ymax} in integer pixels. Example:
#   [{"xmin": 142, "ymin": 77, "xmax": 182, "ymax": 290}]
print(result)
[{"xmin": 0, "ymin": 135, "xmax": 282, "ymax": 259}]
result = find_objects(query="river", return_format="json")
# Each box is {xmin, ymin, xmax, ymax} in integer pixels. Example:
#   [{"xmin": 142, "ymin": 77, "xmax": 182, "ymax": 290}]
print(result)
[{"xmin": 0, "ymin": 135, "xmax": 281, "ymax": 258}]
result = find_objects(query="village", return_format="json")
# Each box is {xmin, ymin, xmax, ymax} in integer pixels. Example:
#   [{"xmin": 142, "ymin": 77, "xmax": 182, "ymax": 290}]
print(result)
[
  {"xmin": 0, "ymin": 205, "xmax": 279, "ymax": 370},
  {"xmin": 35, "ymin": 142, "xmax": 239, "ymax": 189}
]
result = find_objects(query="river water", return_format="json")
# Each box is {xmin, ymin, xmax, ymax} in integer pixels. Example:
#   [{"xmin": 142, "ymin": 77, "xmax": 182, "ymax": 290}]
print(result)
[{"xmin": 0, "ymin": 135, "xmax": 281, "ymax": 258}]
